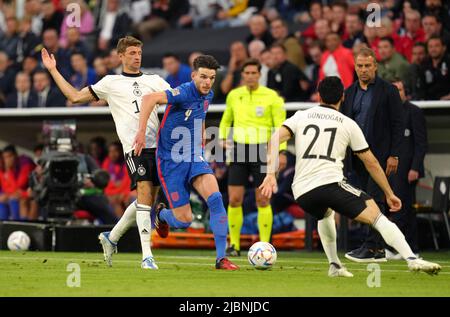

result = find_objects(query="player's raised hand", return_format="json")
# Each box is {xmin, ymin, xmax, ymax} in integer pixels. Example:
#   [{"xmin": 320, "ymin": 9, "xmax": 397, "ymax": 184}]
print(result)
[
  {"xmin": 258, "ymin": 174, "xmax": 278, "ymax": 199},
  {"xmin": 41, "ymin": 48, "xmax": 57, "ymax": 71},
  {"xmin": 386, "ymin": 194, "xmax": 402, "ymax": 212},
  {"xmin": 133, "ymin": 130, "xmax": 146, "ymax": 156}
]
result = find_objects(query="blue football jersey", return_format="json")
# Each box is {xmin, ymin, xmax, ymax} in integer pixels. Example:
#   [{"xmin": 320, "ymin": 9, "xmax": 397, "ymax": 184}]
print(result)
[{"xmin": 157, "ymin": 81, "xmax": 213, "ymax": 161}]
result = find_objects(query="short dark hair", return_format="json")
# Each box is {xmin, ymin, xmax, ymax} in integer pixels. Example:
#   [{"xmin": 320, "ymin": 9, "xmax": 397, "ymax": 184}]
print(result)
[
  {"xmin": 193, "ymin": 55, "xmax": 220, "ymax": 71},
  {"xmin": 3, "ymin": 144, "xmax": 17, "ymax": 155},
  {"xmin": 318, "ymin": 76, "xmax": 344, "ymax": 105},
  {"xmin": 379, "ymin": 36, "xmax": 395, "ymax": 47},
  {"xmin": 163, "ymin": 53, "xmax": 180, "ymax": 61},
  {"xmin": 413, "ymin": 42, "xmax": 427, "ymax": 49},
  {"xmin": 270, "ymin": 43, "xmax": 287, "ymax": 53},
  {"xmin": 428, "ymin": 35, "xmax": 445, "ymax": 46},
  {"xmin": 423, "ymin": 13, "xmax": 441, "ymax": 24},
  {"xmin": 241, "ymin": 58, "xmax": 261, "ymax": 72},
  {"xmin": 33, "ymin": 69, "xmax": 50, "ymax": 79},
  {"xmin": 331, "ymin": 0, "xmax": 348, "ymax": 10}
]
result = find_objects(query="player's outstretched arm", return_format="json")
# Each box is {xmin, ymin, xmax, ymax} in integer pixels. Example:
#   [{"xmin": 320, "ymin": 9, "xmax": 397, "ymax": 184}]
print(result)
[
  {"xmin": 259, "ymin": 126, "xmax": 292, "ymax": 199},
  {"xmin": 41, "ymin": 48, "xmax": 95, "ymax": 104},
  {"xmin": 356, "ymin": 150, "xmax": 402, "ymax": 212},
  {"xmin": 134, "ymin": 92, "xmax": 168, "ymax": 156}
]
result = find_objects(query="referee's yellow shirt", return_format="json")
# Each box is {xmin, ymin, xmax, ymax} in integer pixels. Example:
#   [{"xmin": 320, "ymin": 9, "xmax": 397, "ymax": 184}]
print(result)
[{"xmin": 219, "ymin": 85, "xmax": 287, "ymax": 150}]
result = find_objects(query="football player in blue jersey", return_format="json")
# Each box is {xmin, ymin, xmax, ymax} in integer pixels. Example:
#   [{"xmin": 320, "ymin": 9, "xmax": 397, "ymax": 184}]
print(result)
[{"xmin": 134, "ymin": 55, "xmax": 239, "ymax": 270}]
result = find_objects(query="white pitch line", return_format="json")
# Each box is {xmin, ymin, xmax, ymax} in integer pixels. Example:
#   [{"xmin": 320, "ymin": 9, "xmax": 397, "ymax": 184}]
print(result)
[{"xmin": 0, "ymin": 256, "xmax": 449, "ymax": 275}]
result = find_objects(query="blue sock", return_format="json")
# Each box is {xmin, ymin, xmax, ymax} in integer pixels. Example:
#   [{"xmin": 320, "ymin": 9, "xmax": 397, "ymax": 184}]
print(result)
[
  {"xmin": 207, "ymin": 192, "xmax": 228, "ymax": 260},
  {"xmin": 9, "ymin": 199, "xmax": 20, "ymax": 221},
  {"xmin": 159, "ymin": 209, "xmax": 191, "ymax": 229},
  {"xmin": 0, "ymin": 203, "xmax": 9, "ymax": 220}
]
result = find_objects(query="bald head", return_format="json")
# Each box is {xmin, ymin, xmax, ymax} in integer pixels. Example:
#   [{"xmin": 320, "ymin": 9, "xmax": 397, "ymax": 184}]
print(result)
[{"xmin": 248, "ymin": 40, "xmax": 266, "ymax": 59}]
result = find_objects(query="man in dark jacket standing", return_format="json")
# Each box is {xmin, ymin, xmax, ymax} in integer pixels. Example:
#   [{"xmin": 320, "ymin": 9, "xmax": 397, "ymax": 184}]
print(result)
[
  {"xmin": 387, "ymin": 80, "xmax": 427, "ymax": 258},
  {"xmin": 342, "ymin": 47, "xmax": 405, "ymax": 262}
]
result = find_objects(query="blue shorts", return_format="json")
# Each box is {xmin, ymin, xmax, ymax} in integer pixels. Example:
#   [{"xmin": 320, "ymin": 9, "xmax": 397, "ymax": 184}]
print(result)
[{"xmin": 156, "ymin": 156, "xmax": 213, "ymax": 208}]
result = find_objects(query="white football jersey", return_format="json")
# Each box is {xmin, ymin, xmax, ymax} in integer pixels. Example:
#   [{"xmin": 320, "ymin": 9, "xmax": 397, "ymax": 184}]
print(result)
[
  {"xmin": 283, "ymin": 105, "xmax": 369, "ymax": 199},
  {"xmin": 89, "ymin": 72, "xmax": 170, "ymax": 154}
]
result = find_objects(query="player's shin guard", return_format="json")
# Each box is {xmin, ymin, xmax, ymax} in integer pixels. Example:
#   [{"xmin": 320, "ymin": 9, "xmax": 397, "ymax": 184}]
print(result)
[
  {"xmin": 318, "ymin": 209, "xmax": 341, "ymax": 266},
  {"xmin": 159, "ymin": 209, "xmax": 191, "ymax": 228},
  {"xmin": 0, "ymin": 203, "xmax": 9, "ymax": 220},
  {"xmin": 109, "ymin": 200, "xmax": 137, "ymax": 243},
  {"xmin": 9, "ymin": 199, "xmax": 20, "ymax": 221},
  {"xmin": 136, "ymin": 204, "xmax": 153, "ymax": 260},
  {"xmin": 373, "ymin": 214, "xmax": 416, "ymax": 260},
  {"xmin": 228, "ymin": 205, "xmax": 243, "ymax": 251},
  {"xmin": 257, "ymin": 205, "xmax": 273, "ymax": 242},
  {"xmin": 207, "ymin": 192, "xmax": 228, "ymax": 260}
]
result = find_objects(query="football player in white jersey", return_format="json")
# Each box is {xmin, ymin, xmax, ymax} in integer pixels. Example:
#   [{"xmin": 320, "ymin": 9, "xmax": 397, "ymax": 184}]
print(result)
[
  {"xmin": 260, "ymin": 76, "xmax": 441, "ymax": 276},
  {"xmin": 41, "ymin": 36, "xmax": 170, "ymax": 269}
]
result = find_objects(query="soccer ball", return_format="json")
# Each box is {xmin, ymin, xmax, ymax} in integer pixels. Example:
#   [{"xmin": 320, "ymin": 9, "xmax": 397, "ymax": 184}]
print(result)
[
  {"xmin": 7, "ymin": 231, "xmax": 31, "ymax": 251},
  {"xmin": 247, "ymin": 242, "xmax": 277, "ymax": 270}
]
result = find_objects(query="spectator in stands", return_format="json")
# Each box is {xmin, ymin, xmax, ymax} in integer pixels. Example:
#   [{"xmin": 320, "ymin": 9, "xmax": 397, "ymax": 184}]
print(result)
[
  {"xmin": 342, "ymin": 47, "xmax": 404, "ymax": 263},
  {"xmin": 65, "ymin": 27, "xmax": 92, "ymax": 63},
  {"xmin": 178, "ymin": 0, "xmax": 222, "ymax": 29},
  {"xmin": 33, "ymin": 143, "xmax": 44, "ymax": 164},
  {"xmin": 93, "ymin": 56, "xmax": 112, "ymax": 81},
  {"xmin": 248, "ymin": 40, "xmax": 268, "ymax": 86},
  {"xmin": 105, "ymin": 49, "xmax": 122, "ymax": 75},
  {"xmin": 137, "ymin": 0, "xmax": 190, "ymax": 40},
  {"xmin": 422, "ymin": 14, "xmax": 450, "ymax": 49},
  {"xmin": 41, "ymin": 28, "xmax": 71, "ymax": 78},
  {"xmin": 42, "ymin": 0, "xmax": 64, "ymax": 35},
  {"xmin": 268, "ymin": 0, "xmax": 304, "ymax": 22},
  {"xmin": 305, "ymin": 40, "xmax": 322, "ymax": 91},
  {"xmin": 24, "ymin": 0, "xmax": 43, "ymax": 36},
  {"xmin": 267, "ymin": 44, "xmax": 309, "ymax": 101},
  {"xmin": 377, "ymin": 37, "xmax": 410, "ymax": 83},
  {"xmin": 319, "ymin": 32, "xmax": 354, "ymax": 89},
  {"xmin": 162, "ymin": 53, "xmax": 191, "ymax": 88},
  {"xmin": 387, "ymin": 79, "xmax": 427, "ymax": 259},
  {"xmin": 220, "ymin": 41, "xmax": 248, "ymax": 95},
  {"xmin": 68, "ymin": 51, "xmax": 96, "ymax": 107},
  {"xmin": 22, "ymin": 55, "xmax": 41, "ymax": 85},
  {"xmin": 102, "ymin": 141, "xmax": 131, "ymax": 218},
  {"xmin": 313, "ymin": 19, "xmax": 331, "ymax": 47},
  {"xmin": 89, "ymin": 136, "xmax": 108, "ymax": 167},
  {"xmin": 422, "ymin": 35, "xmax": 450, "ymax": 100},
  {"xmin": 375, "ymin": 17, "xmax": 403, "ymax": 60},
  {"xmin": 60, "ymin": 0, "xmax": 94, "ymax": 48},
  {"xmin": 343, "ymin": 13, "xmax": 364, "ymax": 49},
  {"xmin": 298, "ymin": 1, "xmax": 322, "ymax": 49},
  {"xmin": 0, "ymin": 16, "xmax": 20, "ymax": 64},
  {"xmin": 405, "ymin": 42, "xmax": 427, "ymax": 100},
  {"xmin": 5, "ymin": 72, "xmax": 38, "ymax": 108},
  {"xmin": 96, "ymin": 0, "xmax": 131, "ymax": 52},
  {"xmin": 330, "ymin": 1, "xmax": 348, "ymax": 39},
  {"xmin": 246, "ymin": 14, "xmax": 274, "ymax": 48},
  {"xmin": 17, "ymin": 16, "xmax": 40, "ymax": 65},
  {"xmin": 0, "ymin": 145, "xmax": 34, "ymax": 221},
  {"xmin": 0, "ymin": 51, "xmax": 16, "ymax": 98},
  {"xmin": 33, "ymin": 69, "xmax": 66, "ymax": 107},
  {"xmin": 271, "ymin": 150, "xmax": 296, "ymax": 213},
  {"xmin": 399, "ymin": 10, "xmax": 426, "ymax": 62},
  {"xmin": 270, "ymin": 18, "xmax": 305, "ymax": 70},
  {"xmin": 424, "ymin": 0, "xmax": 450, "ymax": 32}
]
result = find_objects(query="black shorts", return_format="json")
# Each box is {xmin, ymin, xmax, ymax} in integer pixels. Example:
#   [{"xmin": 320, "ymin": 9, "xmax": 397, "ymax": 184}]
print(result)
[
  {"xmin": 125, "ymin": 148, "xmax": 159, "ymax": 190},
  {"xmin": 296, "ymin": 181, "xmax": 371, "ymax": 220},
  {"xmin": 228, "ymin": 143, "xmax": 267, "ymax": 187}
]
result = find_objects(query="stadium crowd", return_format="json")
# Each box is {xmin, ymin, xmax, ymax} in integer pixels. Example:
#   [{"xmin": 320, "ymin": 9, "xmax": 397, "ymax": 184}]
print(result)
[{"xmin": 0, "ymin": 0, "xmax": 448, "ymax": 236}]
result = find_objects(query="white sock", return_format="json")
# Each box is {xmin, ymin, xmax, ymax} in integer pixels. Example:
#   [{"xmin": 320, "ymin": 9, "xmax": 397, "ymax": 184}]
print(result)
[
  {"xmin": 318, "ymin": 210, "xmax": 341, "ymax": 266},
  {"xmin": 109, "ymin": 200, "xmax": 137, "ymax": 244},
  {"xmin": 136, "ymin": 203, "xmax": 153, "ymax": 260},
  {"xmin": 373, "ymin": 214, "xmax": 416, "ymax": 260}
]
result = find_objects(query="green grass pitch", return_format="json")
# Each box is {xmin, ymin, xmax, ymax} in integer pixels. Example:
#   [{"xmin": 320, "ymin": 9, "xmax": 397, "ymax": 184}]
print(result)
[{"xmin": 0, "ymin": 249, "xmax": 449, "ymax": 297}]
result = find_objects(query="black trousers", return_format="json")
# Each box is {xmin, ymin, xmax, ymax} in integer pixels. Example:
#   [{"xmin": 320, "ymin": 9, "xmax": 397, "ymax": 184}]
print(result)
[
  {"xmin": 77, "ymin": 195, "xmax": 117, "ymax": 225},
  {"xmin": 350, "ymin": 159, "xmax": 386, "ymax": 250},
  {"xmin": 389, "ymin": 175, "xmax": 419, "ymax": 253}
]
